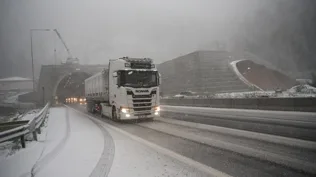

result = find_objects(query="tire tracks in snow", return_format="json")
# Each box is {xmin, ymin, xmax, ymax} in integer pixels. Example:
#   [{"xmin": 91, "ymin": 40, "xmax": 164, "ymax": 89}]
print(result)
[
  {"xmin": 67, "ymin": 105, "xmax": 231, "ymax": 177},
  {"xmin": 64, "ymin": 105, "xmax": 115, "ymax": 177},
  {"xmin": 20, "ymin": 107, "xmax": 71, "ymax": 177},
  {"xmin": 88, "ymin": 118, "xmax": 115, "ymax": 177}
]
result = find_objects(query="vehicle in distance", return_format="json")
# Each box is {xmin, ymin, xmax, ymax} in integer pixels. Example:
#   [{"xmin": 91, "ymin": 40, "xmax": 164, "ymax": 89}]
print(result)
[
  {"xmin": 65, "ymin": 97, "xmax": 86, "ymax": 104},
  {"xmin": 85, "ymin": 57, "xmax": 161, "ymax": 121}
]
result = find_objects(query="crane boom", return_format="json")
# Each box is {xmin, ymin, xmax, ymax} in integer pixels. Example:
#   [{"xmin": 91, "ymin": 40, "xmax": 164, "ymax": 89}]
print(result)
[{"xmin": 53, "ymin": 29, "xmax": 72, "ymax": 58}]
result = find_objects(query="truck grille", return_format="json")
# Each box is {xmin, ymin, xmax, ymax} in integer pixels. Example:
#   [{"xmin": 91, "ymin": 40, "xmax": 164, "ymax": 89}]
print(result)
[
  {"xmin": 133, "ymin": 99, "xmax": 151, "ymax": 103},
  {"xmin": 127, "ymin": 91, "xmax": 157, "ymax": 116},
  {"xmin": 132, "ymin": 94, "xmax": 152, "ymax": 99},
  {"xmin": 133, "ymin": 103, "xmax": 151, "ymax": 107},
  {"xmin": 134, "ymin": 107, "xmax": 151, "ymax": 111},
  {"xmin": 132, "ymin": 98, "xmax": 152, "ymax": 112}
]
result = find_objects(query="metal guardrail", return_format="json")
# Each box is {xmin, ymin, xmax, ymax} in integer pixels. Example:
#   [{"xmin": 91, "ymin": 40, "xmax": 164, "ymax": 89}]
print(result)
[
  {"xmin": 0, "ymin": 103, "xmax": 50, "ymax": 148},
  {"xmin": 0, "ymin": 121, "xmax": 29, "ymax": 132}
]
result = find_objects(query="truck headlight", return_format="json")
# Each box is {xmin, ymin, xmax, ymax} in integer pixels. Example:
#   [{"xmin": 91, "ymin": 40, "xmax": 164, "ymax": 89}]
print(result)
[
  {"xmin": 155, "ymin": 106, "xmax": 160, "ymax": 112},
  {"xmin": 121, "ymin": 108, "xmax": 129, "ymax": 113}
]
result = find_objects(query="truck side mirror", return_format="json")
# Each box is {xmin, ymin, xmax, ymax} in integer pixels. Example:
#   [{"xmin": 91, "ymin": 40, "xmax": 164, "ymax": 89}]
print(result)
[
  {"xmin": 113, "ymin": 72, "xmax": 120, "ymax": 87},
  {"xmin": 117, "ymin": 77, "xmax": 120, "ymax": 87},
  {"xmin": 158, "ymin": 73, "xmax": 161, "ymax": 85}
]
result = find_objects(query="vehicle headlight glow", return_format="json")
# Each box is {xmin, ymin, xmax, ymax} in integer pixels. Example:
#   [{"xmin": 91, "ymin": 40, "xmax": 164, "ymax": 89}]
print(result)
[
  {"xmin": 121, "ymin": 108, "xmax": 129, "ymax": 113},
  {"xmin": 155, "ymin": 106, "xmax": 160, "ymax": 111}
]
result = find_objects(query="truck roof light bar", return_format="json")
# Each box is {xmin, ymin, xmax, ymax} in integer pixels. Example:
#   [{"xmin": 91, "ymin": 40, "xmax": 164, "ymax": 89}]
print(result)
[{"xmin": 120, "ymin": 57, "xmax": 153, "ymax": 64}]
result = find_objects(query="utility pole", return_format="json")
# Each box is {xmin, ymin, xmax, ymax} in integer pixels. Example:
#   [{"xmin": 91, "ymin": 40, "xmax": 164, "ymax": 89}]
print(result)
[
  {"xmin": 54, "ymin": 48, "xmax": 57, "ymax": 66},
  {"xmin": 30, "ymin": 29, "xmax": 51, "ymax": 92},
  {"xmin": 42, "ymin": 86, "xmax": 45, "ymax": 106},
  {"xmin": 30, "ymin": 30, "xmax": 35, "ymax": 92}
]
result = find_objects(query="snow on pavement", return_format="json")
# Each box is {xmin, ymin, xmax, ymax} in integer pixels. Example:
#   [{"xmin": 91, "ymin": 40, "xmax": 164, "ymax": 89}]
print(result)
[
  {"xmin": 44, "ymin": 107, "xmax": 212, "ymax": 177},
  {"xmin": 35, "ymin": 107, "xmax": 104, "ymax": 177},
  {"xmin": 104, "ymin": 123, "xmax": 211, "ymax": 177},
  {"xmin": 0, "ymin": 130, "xmax": 47, "ymax": 177},
  {"xmin": 70, "ymin": 108, "xmax": 222, "ymax": 177},
  {"xmin": 0, "ymin": 107, "xmax": 104, "ymax": 177},
  {"xmin": 0, "ymin": 107, "xmax": 51, "ymax": 177},
  {"xmin": 1, "ymin": 106, "xmax": 220, "ymax": 177}
]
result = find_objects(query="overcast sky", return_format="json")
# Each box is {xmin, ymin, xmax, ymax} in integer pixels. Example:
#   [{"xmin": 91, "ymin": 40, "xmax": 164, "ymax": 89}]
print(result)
[{"xmin": 1, "ymin": 0, "xmax": 267, "ymax": 68}]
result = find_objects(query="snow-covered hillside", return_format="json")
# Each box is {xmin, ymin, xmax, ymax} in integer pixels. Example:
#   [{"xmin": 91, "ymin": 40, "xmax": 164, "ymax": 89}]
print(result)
[{"xmin": 212, "ymin": 85, "xmax": 316, "ymax": 98}]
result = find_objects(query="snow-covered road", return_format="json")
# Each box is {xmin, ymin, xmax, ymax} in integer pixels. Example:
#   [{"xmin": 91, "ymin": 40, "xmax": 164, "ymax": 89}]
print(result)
[
  {"xmin": 0, "ymin": 106, "xmax": 225, "ymax": 177},
  {"xmin": 2, "ymin": 104, "xmax": 314, "ymax": 177}
]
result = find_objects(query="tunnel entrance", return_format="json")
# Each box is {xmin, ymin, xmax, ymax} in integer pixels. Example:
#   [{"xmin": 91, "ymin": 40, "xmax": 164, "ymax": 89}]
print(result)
[{"xmin": 55, "ymin": 72, "xmax": 91, "ymax": 104}]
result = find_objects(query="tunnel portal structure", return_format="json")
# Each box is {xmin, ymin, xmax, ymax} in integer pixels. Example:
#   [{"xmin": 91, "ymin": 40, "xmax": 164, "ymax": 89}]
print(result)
[{"xmin": 35, "ymin": 64, "xmax": 107, "ymax": 104}]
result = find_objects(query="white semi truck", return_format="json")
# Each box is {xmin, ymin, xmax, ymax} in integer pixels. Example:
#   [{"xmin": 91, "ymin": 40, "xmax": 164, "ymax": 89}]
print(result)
[{"xmin": 84, "ymin": 57, "xmax": 161, "ymax": 120}]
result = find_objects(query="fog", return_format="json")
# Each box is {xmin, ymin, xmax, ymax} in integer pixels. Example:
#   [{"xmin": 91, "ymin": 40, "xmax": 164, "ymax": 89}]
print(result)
[{"xmin": 0, "ymin": 0, "xmax": 315, "ymax": 78}]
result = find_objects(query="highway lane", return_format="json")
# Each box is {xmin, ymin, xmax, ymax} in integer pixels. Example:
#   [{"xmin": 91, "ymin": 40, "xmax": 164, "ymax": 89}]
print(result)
[
  {"xmin": 69, "ymin": 104, "xmax": 314, "ymax": 177},
  {"xmin": 161, "ymin": 105, "xmax": 316, "ymax": 141}
]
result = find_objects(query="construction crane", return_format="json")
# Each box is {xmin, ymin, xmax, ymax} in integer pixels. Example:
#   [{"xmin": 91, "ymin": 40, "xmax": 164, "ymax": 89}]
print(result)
[{"xmin": 53, "ymin": 29, "xmax": 79, "ymax": 64}]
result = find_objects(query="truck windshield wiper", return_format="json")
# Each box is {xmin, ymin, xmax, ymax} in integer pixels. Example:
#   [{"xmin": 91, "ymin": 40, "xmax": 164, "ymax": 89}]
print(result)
[
  {"xmin": 142, "ymin": 83, "xmax": 151, "ymax": 87},
  {"xmin": 124, "ymin": 83, "xmax": 142, "ymax": 88}
]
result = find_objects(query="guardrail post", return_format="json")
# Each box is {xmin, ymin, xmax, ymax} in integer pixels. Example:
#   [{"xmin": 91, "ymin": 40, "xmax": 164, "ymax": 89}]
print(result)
[
  {"xmin": 32, "ymin": 131, "xmax": 38, "ymax": 141},
  {"xmin": 20, "ymin": 135, "xmax": 26, "ymax": 148}
]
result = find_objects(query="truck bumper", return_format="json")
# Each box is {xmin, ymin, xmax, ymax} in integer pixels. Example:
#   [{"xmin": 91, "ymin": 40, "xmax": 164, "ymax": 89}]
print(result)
[{"xmin": 119, "ymin": 111, "xmax": 159, "ymax": 120}]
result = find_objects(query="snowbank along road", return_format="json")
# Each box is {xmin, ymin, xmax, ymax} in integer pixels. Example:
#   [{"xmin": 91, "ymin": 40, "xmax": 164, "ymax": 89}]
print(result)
[{"xmin": 1, "ymin": 104, "xmax": 316, "ymax": 177}]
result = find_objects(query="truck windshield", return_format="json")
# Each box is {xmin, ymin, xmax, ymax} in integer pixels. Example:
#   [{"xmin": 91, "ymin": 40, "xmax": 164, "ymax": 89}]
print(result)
[{"xmin": 119, "ymin": 70, "xmax": 158, "ymax": 88}]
